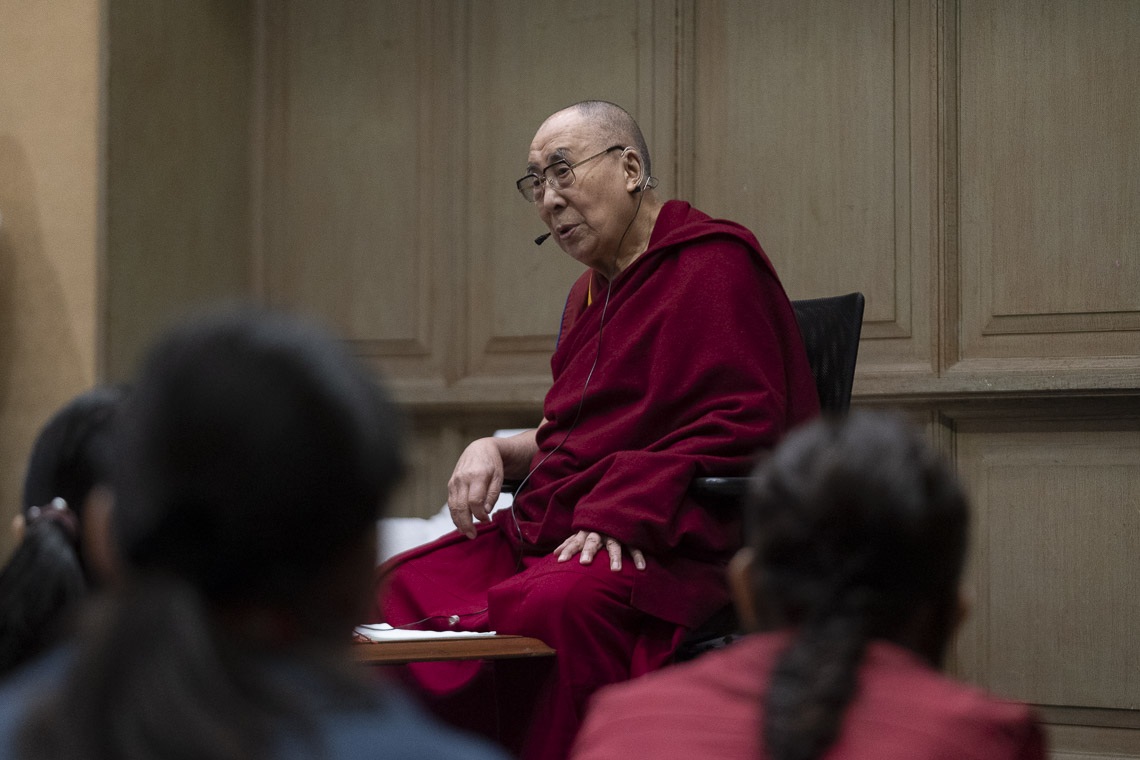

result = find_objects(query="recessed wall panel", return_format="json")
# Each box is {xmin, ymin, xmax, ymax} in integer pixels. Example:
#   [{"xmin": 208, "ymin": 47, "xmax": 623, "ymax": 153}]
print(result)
[
  {"xmin": 260, "ymin": 2, "xmax": 441, "ymax": 375},
  {"xmin": 958, "ymin": 1, "xmax": 1140, "ymax": 360},
  {"xmin": 956, "ymin": 422, "xmax": 1140, "ymax": 711},
  {"xmin": 692, "ymin": 0, "xmax": 937, "ymax": 390}
]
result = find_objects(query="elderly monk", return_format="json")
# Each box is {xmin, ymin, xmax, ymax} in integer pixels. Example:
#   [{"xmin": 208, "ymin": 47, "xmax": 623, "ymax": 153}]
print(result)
[{"xmin": 372, "ymin": 100, "xmax": 819, "ymax": 760}]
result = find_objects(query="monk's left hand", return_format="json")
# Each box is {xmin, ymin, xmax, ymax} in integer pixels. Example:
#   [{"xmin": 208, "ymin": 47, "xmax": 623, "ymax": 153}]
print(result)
[{"xmin": 555, "ymin": 530, "xmax": 647, "ymax": 572}]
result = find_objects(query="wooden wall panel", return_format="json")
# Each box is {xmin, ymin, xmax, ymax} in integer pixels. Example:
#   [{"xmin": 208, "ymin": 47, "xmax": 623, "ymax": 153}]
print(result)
[
  {"xmin": 261, "ymin": 3, "xmax": 419, "ymax": 341},
  {"xmin": 105, "ymin": 0, "xmax": 254, "ymax": 381},
  {"xmin": 259, "ymin": 2, "xmax": 461, "ymax": 397},
  {"xmin": 954, "ymin": 419, "xmax": 1140, "ymax": 753},
  {"xmin": 956, "ymin": 1, "xmax": 1140, "ymax": 379},
  {"xmin": 691, "ymin": 0, "xmax": 939, "ymax": 394},
  {"xmin": 1046, "ymin": 724, "xmax": 1140, "ymax": 760},
  {"xmin": 259, "ymin": 0, "xmax": 683, "ymax": 408}
]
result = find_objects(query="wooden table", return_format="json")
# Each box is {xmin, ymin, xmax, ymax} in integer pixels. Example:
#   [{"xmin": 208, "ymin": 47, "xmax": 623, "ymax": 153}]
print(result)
[{"xmin": 353, "ymin": 635, "xmax": 555, "ymax": 666}]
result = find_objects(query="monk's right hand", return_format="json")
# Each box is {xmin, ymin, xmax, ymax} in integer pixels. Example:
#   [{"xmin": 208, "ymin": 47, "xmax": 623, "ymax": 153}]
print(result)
[{"xmin": 447, "ymin": 438, "xmax": 504, "ymax": 539}]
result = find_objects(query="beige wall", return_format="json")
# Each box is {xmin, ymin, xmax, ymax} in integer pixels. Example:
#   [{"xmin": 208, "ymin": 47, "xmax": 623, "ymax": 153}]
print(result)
[
  {"xmin": 0, "ymin": 0, "xmax": 254, "ymax": 561},
  {"xmin": 0, "ymin": 0, "xmax": 102, "ymax": 561},
  {"xmin": 2, "ymin": 1, "xmax": 1137, "ymax": 754},
  {"xmin": 102, "ymin": 0, "xmax": 254, "ymax": 381}
]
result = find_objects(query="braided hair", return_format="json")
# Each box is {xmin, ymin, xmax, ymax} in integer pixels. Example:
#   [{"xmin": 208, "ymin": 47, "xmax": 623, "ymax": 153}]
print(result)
[{"xmin": 746, "ymin": 412, "xmax": 969, "ymax": 760}]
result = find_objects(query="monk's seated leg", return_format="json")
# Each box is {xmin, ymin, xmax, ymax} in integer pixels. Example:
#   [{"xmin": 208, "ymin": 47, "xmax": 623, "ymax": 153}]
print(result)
[
  {"xmin": 370, "ymin": 527, "xmax": 516, "ymax": 739},
  {"xmin": 487, "ymin": 554, "xmax": 685, "ymax": 760},
  {"xmin": 373, "ymin": 531, "xmax": 684, "ymax": 760},
  {"xmin": 375, "ymin": 524, "xmax": 515, "ymax": 633}
]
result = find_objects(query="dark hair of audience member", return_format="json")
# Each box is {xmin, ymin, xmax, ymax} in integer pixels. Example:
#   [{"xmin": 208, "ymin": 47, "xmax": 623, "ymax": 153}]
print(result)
[
  {"xmin": 745, "ymin": 412, "xmax": 969, "ymax": 760},
  {"xmin": 16, "ymin": 309, "xmax": 405, "ymax": 760},
  {"xmin": 0, "ymin": 386, "xmax": 124, "ymax": 677}
]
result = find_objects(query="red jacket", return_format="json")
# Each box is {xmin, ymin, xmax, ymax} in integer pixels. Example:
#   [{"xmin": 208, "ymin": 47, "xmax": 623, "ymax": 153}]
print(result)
[{"xmin": 573, "ymin": 632, "xmax": 1047, "ymax": 760}]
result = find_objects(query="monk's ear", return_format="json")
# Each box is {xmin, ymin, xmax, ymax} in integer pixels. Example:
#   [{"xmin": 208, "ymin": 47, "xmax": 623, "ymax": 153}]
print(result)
[
  {"xmin": 620, "ymin": 147, "xmax": 645, "ymax": 194},
  {"xmin": 83, "ymin": 486, "xmax": 123, "ymax": 586},
  {"xmin": 728, "ymin": 547, "xmax": 760, "ymax": 631}
]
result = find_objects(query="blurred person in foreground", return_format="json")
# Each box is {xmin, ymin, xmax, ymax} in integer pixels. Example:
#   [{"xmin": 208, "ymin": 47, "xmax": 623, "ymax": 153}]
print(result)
[
  {"xmin": 0, "ymin": 308, "xmax": 507, "ymax": 760},
  {"xmin": 571, "ymin": 411, "xmax": 1046, "ymax": 760},
  {"xmin": 0, "ymin": 387, "xmax": 123, "ymax": 678}
]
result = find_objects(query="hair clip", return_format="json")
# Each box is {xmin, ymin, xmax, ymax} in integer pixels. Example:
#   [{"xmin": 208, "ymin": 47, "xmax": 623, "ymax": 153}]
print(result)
[{"xmin": 26, "ymin": 497, "xmax": 80, "ymax": 544}]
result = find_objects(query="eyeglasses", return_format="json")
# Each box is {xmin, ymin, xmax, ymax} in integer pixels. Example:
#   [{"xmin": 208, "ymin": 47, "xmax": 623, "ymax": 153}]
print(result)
[{"xmin": 516, "ymin": 145, "xmax": 624, "ymax": 203}]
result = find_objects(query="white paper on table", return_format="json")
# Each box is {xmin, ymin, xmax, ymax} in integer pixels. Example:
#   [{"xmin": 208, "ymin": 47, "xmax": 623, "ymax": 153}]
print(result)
[{"xmin": 353, "ymin": 623, "xmax": 499, "ymax": 642}]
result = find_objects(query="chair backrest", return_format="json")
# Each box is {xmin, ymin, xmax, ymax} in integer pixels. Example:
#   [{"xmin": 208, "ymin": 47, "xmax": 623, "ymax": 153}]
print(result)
[
  {"xmin": 791, "ymin": 292, "xmax": 865, "ymax": 414},
  {"xmin": 678, "ymin": 292, "xmax": 866, "ymax": 660}
]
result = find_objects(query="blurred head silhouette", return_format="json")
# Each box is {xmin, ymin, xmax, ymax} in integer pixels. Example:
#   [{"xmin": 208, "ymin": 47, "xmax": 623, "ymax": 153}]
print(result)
[
  {"xmin": 730, "ymin": 411, "xmax": 969, "ymax": 760},
  {"xmin": 110, "ymin": 307, "xmax": 403, "ymax": 633},
  {"xmin": 17, "ymin": 307, "xmax": 404, "ymax": 760}
]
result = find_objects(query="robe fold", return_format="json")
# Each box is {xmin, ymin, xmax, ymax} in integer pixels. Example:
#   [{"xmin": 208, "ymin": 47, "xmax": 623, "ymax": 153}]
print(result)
[
  {"xmin": 495, "ymin": 199, "xmax": 819, "ymax": 627},
  {"xmin": 374, "ymin": 199, "xmax": 819, "ymax": 760}
]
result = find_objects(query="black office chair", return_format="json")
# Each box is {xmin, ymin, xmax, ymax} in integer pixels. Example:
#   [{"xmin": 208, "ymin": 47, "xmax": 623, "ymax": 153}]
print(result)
[
  {"xmin": 788, "ymin": 291, "xmax": 865, "ymax": 414},
  {"xmin": 676, "ymin": 291, "xmax": 866, "ymax": 659}
]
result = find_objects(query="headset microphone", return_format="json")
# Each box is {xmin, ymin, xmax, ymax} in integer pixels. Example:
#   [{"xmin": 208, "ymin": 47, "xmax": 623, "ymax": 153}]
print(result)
[{"xmin": 534, "ymin": 232, "xmax": 551, "ymax": 245}]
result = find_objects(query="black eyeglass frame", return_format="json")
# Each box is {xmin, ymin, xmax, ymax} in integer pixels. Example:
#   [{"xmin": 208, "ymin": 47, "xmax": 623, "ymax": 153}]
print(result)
[{"xmin": 516, "ymin": 145, "xmax": 625, "ymax": 203}]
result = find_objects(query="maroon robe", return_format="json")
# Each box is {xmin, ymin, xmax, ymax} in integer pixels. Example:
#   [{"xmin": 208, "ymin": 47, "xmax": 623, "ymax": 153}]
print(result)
[
  {"xmin": 572, "ymin": 633, "xmax": 1047, "ymax": 760},
  {"xmin": 374, "ymin": 200, "xmax": 819, "ymax": 759}
]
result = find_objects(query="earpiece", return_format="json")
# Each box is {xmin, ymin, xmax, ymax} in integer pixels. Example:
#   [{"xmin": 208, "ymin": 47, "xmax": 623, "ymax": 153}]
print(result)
[{"xmin": 631, "ymin": 173, "xmax": 653, "ymax": 193}]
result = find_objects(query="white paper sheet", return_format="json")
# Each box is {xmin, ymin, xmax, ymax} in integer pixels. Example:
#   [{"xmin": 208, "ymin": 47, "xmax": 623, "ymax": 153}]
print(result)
[{"xmin": 353, "ymin": 623, "xmax": 498, "ymax": 642}]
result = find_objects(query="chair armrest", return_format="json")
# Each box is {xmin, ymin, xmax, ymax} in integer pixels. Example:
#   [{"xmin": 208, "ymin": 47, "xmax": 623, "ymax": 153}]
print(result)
[{"xmin": 690, "ymin": 477, "xmax": 748, "ymax": 499}]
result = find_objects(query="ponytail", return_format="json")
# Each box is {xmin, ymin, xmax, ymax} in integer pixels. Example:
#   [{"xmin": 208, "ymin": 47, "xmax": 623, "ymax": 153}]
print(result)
[
  {"xmin": 746, "ymin": 412, "xmax": 971, "ymax": 760},
  {"xmin": 763, "ymin": 590, "xmax": 876, "ymax": 760},
  {"xmin": 0, "ymin": 512, "xmax": 86, "ymax": 677}
]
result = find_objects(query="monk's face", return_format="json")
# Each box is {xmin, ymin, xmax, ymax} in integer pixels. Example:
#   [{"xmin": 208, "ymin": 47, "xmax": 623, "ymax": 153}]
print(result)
[{"xmin": 526, "ymin": 109, "xmax": 638, "ymax": 276}]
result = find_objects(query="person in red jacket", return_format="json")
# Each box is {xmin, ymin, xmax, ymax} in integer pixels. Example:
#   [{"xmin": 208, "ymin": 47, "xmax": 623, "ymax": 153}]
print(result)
[
  {"xmin": 571, "ymin": 411, "xmax": 1046, "ymax": 760},
  {"xmin": 372, "ymin": 100, "xmax": 819, "ymax": 760}
]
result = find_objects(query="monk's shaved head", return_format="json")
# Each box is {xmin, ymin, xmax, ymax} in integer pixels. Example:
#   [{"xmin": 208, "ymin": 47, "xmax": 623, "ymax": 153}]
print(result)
[{"xmin": 563, "ymin": 100, "xmax": 652, "ymax": 181}]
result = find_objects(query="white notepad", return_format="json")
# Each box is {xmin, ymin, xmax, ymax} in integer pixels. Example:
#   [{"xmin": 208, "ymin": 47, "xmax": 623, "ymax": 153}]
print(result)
[{"xmin": 353, "ymin": 623, "xmax": 498, "ymax": 642}]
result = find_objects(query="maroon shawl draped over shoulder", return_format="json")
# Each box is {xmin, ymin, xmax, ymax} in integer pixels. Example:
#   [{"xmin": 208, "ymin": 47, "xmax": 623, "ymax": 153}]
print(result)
[{"xmin": 492, "ymin": 200, "xmax": 818, "ymax": 626}]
